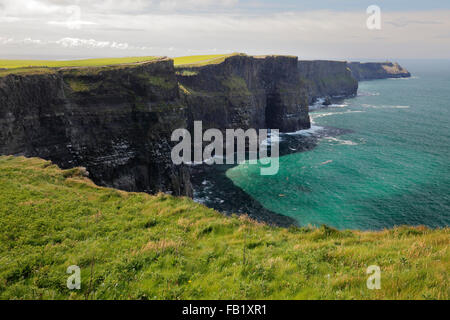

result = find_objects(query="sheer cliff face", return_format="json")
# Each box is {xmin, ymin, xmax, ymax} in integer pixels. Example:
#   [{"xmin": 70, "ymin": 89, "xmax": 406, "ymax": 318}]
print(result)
[
  {"xmin": 0, "ymin": 59, "xmax": 193, "ymax": 196},
  {"xmin": 347, "ymin": 62, "xmax": 411, "ymax": 81},
  {"xmin": 0, "ymin": 55, "xmax": 310, "ymax": 195},
  {"xmin": 0, "ymin": 55, "xmax": 356, "ymax": 196},
  {"xmin": 298, "ymin": 60, "xmax": 359, "ymax": 104},
  {"xmin": 177, "ymin": 55, "xmax": 310, "ymax": 133}
]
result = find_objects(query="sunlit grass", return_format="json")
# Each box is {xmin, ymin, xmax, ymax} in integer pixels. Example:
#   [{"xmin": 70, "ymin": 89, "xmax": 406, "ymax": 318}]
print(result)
[
  {"xmin": 0, "ymin": 56, "xmax": 159, "ymax": 69},
  {"xmin": 0, "ymin": 155, "xmax": 448, "ymax": 300},
  {"xmin": 173, "ymin": 54, "xmax": 239, "ymax": 67}
]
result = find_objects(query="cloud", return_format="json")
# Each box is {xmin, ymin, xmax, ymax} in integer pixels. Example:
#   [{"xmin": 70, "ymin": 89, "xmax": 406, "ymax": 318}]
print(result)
[
  {"xmin": 0, "ymin": 36, "xmax": 134, "ymax": 50},
  {"xmin": 55, "ymin": 37, "xmax": 130, "ymax": 49},
  {"xmin": 158, "ymin": 0, "xmax": 238, "ymax": 11},
  {"xmin": 0, "ymin": 3, "xmax": 449, "ymax": 59},
  {"xmin": 47, "ymin": 20, "xmax": 97, "ymax": 30},
  {"xmin": 386, "ymin": 20, "xmax": 444, "ymax": 27},
  {"xmin": 0, "ymin": 0, "xmax": 240, "ymax": 17}
]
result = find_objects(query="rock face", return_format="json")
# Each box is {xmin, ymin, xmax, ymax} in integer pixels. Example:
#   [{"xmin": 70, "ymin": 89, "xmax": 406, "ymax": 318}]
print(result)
[
  {"xmin": 347, "ymin": 62, "xmax": 411, "ymax": 81},
  {"xmin": 0, "ymin": 54, "xmax": 362, "ymax": 197},
  {"xmin": 0, "ymin": 59, "xmax": 193, "ymax": 196},
  {"xmin": 298, "ymin": 60, "xmax": 359, "ymax": 104},
  {"xmin": 177, "ymin": 55, "xmax": 310, "ymax": 133}
]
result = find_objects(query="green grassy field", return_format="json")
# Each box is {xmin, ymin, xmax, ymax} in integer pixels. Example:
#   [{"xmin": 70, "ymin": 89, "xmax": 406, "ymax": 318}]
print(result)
[
  {"xmin": 0, "ymin": 56, "xmax": 161, "ymax": 78},
  {"xmin": 0, "ymin": 156, "xmax": 448, "ymax": 300},
  {"xmin": 173, "ymin": 54, "xmax": 237, "ymax": 67},
  {"xmin": 0, "ymin": 54, "xmax": 235, "ymax": 71},
  {"xmin": 0, "ymin": 55, "xmax": 235, "ymax": 77},
  {"xmin": 0, "ymin": 56, "xmax": 159, "ymax": 69}
]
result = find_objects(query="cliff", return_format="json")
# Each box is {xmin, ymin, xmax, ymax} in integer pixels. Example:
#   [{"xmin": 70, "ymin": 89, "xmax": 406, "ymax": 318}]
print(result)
[
  {"xmin": 298, "ymin": 60, "xmax": 358, "ymax": 104},
  {"xmin": 0, "ymin": 55, "xmax": 313, "ymax": 198},
  {"xmin": 0, "ymin": 59, "xmax": 193, "ymax": 196},
  {"xmin": 347, "ymin": 62, "xmax": 411, "ymax": 81},
  {"xmin": 177, "ymin": 54, "xmax": 310, "ymax": 133},
  {"xmin": 0, "ymin": 54, "xmax": 361, "ymax": 200}
]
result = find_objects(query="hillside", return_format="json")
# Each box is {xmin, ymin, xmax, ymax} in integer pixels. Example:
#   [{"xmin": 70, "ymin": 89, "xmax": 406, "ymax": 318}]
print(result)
[{"xmin": 0, "ymin": 156, "xmax": 448, "ymax": 300}]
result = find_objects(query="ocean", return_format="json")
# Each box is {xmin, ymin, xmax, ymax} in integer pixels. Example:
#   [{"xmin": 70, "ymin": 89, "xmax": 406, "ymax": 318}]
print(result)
[{"xmin": 195, "ymin": 60, "xmax": 450, "ymax": 230}]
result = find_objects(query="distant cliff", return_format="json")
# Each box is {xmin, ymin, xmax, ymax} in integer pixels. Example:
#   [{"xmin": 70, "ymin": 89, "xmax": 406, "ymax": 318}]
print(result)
[
  {"xmin": 347, "ymin": 62, "xmax": 411, "ymax": 81},
  {"xmin": 298, "ymin": 60, "xmax": 358, "ymax": 104}
]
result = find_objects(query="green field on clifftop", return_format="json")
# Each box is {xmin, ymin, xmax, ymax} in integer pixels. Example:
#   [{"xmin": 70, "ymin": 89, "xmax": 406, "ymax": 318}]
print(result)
[
  {"xmin": 0, "ymin": 56, "xmax": 159, "ymax": 69},
  {"xmin": 173, "ymin": 54, "xmax": 237, "ymax": 67},
  {"xmin": 0, "ymin": 56, "xmax": 161, "ymax": 78},
  {"xmin": 0, "ymin": 55, "xmax": 235, "ymax": 77},
  {"xmin": 0, "ymin": 156, "xmax": 448, "ymax": 300}
]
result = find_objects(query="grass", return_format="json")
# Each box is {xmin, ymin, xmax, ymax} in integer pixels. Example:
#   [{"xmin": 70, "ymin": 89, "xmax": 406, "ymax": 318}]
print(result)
[
  {"xmin": 0, "ymin": 54, "xmax": 234, "ymax": 77},
  {"xmin": 0, "ymin": 155, "xmax": 448, "ymax": 300},
  {"xmin": 0, "ymin": 67, "xmax": 56, "ymax": 77},
  {"xmin": 0, "ymin": 57, "xmax": 160, "ymax": 78},
  {"xmin": 173, "ymin": 54, "xmax": 239, "ymax": 67},
  {"xmin": 65, "ymin": 79, "xmax": 91, "ymax": 93},
  {"xmin": 0, "ymin": 57, "xmax": 159, "ymax": 69},
  {"xmin": 0, "ymin": 53, "xmax": 262, "ymax": 78}
]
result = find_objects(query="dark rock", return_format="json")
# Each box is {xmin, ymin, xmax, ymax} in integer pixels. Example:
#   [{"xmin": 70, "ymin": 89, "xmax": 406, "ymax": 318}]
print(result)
[
  {"xmin": 298, "ymin": 60, "xmax": 359, "ymax": 104},
  {"xmin": 347, "ymin": 62, "xmax": 411, "ymax": 81},
  {"xmin": 177, "ymin": 54, "xmax": 310, "ymax": 133},
  {"xmin": 322, "ymin": 97, "xmax": 332, "ymax": 106}
]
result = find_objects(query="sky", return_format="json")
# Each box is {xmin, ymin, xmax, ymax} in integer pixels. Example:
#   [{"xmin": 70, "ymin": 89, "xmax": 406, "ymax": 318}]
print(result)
[{"xmin": 0, "ymin": 0, "xmax": 449, "ymax": 60}]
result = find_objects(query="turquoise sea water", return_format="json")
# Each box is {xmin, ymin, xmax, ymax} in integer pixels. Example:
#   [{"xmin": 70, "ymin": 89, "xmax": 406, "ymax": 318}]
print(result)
[{"xmin": 226, "ymin": 61, "xmax": 450, "ymax": 230}]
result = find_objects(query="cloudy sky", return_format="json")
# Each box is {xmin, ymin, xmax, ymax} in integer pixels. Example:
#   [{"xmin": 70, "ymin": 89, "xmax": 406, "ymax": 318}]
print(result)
[{"xmin": 1, "ymin": 0, "xmax": 449, "ymax": 60}]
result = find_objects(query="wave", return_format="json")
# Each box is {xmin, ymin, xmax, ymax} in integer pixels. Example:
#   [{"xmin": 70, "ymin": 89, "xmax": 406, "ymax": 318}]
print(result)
[
  {"xmin": 285, "ymin": 125, "xmax": 324, "ymax": 136},
  {"xmin": 388, "ymin": 76, "xmax": 419, "ymax": 80},
  {"xmin": 309, "ymin": 99, "xmax": 349, "ymax": 110},
  {"xmin": 311, "ymin": 110, "xmax": 364, "ymax": 120},
  {"xmin": 320, "ymin": 160, "xmax": 333, "ymax": 165},
  {"xmin": 329, "ymin": 103, "xmax": 348, "ymax": 108},
  {"xmin": 389, "ymin": 105, "xmax": 410, "ymax": 109},
  {"xmin": 309, "ymin": 98, "xmax": 326, "ymax": 110},
  {"xmin": 358, "ymin": 91, "xmax": 380, "ymax": 97},
  {"xmin": 260, "ymin": 131, "xmax": 283, "ymax": 146},
  {"xmin": 362, "ymin": 104, "xmax": 410, "ymax": 109},
  {"xmin": 324, "ymin": 136, "xmax": 358, "ymax": 146}
]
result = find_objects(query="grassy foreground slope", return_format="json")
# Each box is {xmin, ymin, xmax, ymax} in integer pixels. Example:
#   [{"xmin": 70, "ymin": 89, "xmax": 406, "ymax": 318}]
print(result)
[{"xmin": 0, "ymin": 156, "xmax": 448, "ymax": 300}]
